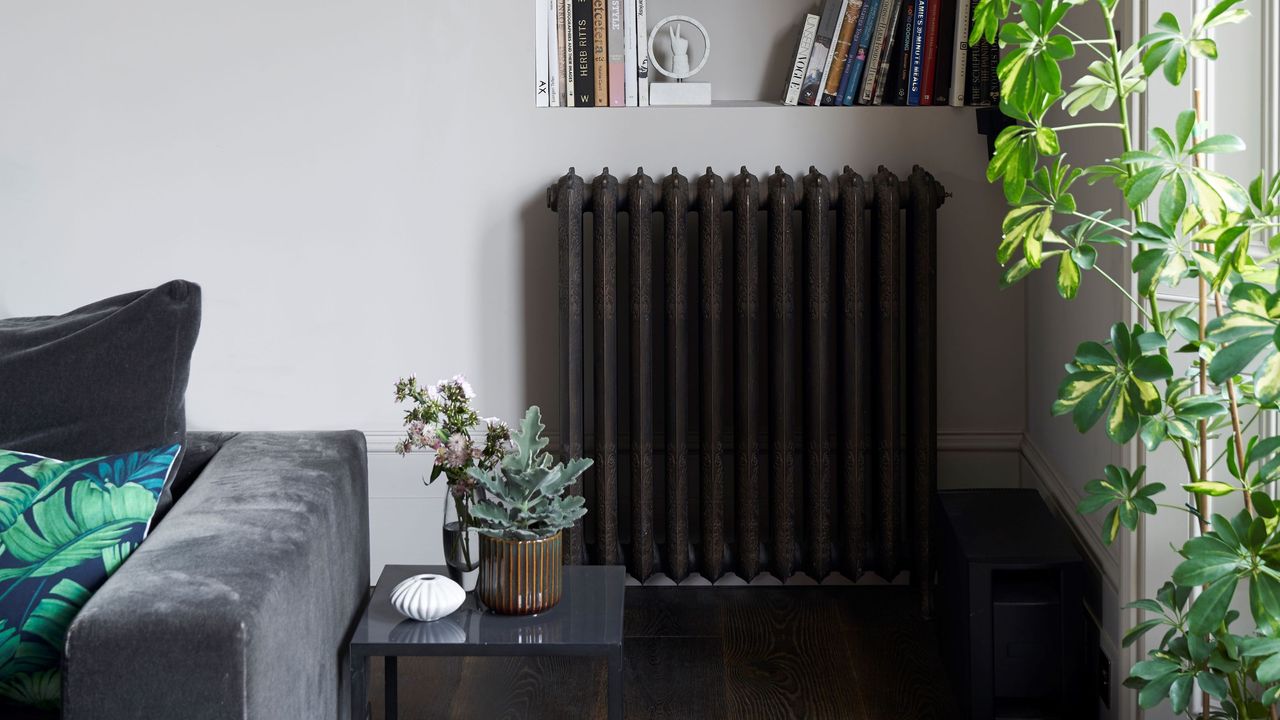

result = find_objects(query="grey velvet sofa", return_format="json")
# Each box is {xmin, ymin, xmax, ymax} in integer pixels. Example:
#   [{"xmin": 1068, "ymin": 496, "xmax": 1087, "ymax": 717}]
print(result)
[{"xmin": 53, "ymin": 430, "xmax": 370, "ymax": 720}]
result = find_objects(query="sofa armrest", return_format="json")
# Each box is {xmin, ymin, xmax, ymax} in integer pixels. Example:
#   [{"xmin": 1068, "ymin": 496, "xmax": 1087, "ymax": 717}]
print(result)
[{"xmin": 62, "ymin": 431, "xmax": 370, "ymax": 720}]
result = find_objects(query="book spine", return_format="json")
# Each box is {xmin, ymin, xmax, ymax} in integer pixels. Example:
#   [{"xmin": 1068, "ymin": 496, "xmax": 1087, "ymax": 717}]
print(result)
[
  {"xmin": 592, "ymin": 0, "xmax": 608, "ymax": 106},
  {"xmin": 801, "ymin": 0, "xmax": 844, "ymax": 106},
  {"xmin": 834, "ymin": 1, "xmax": 867, "ymax": 104},
  {"xmin": 822, "ymin": 0, "xmax": 860, "ymax": 105},
  {"xmin": 907, "ymin": 0, "xmax": 927, "ymax": 105},
  {"xmin": 919, "ymin": 0, "xmax": 941, "ymax": 104},
  {"xmin": 536, "ymin": 0, "xmax": 551, "ymax": 107},
  {"xmin": 932, "ymin": 0, "xmax": 956, "ymax": 105},
  {"xmin": 623, "ymin": 0, "xmax": 638, "ymax": 106},
  {"xmin": 635, "ymin": 0, "xmax": 649, "ymax": 106},
  {"xmin": 858, "ymin": 0, "xmax": 897, "ymax": 105},
  {"xmin": 840, "ymin": 0, "xmax": 882, "ymax": 105},
  {"xmin": 563, "ymin": 0, "xmax": 576, "ymax": 106},
  {"xmin": 818, "ymin": 0, "xmax": 851, "ymax": 103},
  {"xmin": 896, "ymin": 0, "xmax": 916, "ymax": 103},
  {"xmin": 972, "ymin": 37, "xmax": 988, "ymax": 105},
  {"xmin": 950, "ymin": 0, "xmax": 970, "ymax": 105},
  {"xmin": 548, "ymin": 0, "xmax": 562, "ymax": 106},
  {"xmin": 573, "ymin": 0, "xmax": 595, "ymax": 107},
  {"xmin": 785, "ymin": 14, "xmax": 821, "ymax": 105},
  {"xmin": 607, "ymin": 0, "xmax": 625, "ymax": 106},
  {"xmin": 556, "ymin": 0, "xmax": 570, "ymax": 106},
  {"xmin": 871, "ymin": 0, "xmax": 904, "ymax": 104},
  {"xmin": 987, "ymin": 38, "xmax": 1000, "ymax": 105}
]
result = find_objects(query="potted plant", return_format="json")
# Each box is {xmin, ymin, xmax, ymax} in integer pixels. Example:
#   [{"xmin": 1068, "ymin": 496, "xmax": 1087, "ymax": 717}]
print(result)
[
  {"xmin": 977, "ymin": 0, "xmax": 1280, "ymax": 715},
  {"xmin": 467, "ymin": 406, "xmax": 590, "ymax": 615},
  {"xmin": 394, "ymin": 375, "xmax": 511, "ymax": 591}
]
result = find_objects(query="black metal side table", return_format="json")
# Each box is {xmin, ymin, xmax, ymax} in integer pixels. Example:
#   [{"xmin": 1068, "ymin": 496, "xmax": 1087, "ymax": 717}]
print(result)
[{"xmin": 349, "ymin": 564, "xmax": 626, "ymax": 720}]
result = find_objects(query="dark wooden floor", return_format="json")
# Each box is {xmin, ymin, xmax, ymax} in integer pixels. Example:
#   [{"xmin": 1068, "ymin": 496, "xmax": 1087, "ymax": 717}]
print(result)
[{"xmin": 369, "ymin": 586, "xmax": 957, "ymax": 719}]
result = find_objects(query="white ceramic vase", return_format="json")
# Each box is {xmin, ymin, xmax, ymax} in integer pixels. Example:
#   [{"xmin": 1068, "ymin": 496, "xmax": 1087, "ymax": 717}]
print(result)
[{"xmin": 390, "ymin": 573, "xmax": 465, "ymax": 622}]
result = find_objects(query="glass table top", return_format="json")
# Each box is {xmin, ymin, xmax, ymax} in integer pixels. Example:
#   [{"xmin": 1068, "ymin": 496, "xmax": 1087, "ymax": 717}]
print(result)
[{"xmin": 350, "ymin": 564, "xmax": 626, "ymax": 654}]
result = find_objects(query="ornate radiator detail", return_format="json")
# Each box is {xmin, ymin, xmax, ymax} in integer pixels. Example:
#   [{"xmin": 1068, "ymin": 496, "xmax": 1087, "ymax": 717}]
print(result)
[{"xmin": 548, "ymin": 165, "xmax": 944, "ymax": 613}]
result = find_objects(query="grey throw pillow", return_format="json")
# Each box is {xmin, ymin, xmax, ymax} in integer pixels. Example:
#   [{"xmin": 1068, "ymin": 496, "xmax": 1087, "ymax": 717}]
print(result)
[{"xmin": 0, "ymin": 280, "xmax": 202, "ymax": 515}]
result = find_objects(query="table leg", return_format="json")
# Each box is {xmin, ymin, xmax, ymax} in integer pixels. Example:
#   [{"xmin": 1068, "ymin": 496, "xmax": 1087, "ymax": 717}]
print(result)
[
  {"xmin": 349, "ymin": 652, "xmax": 368, "ymax": 720},
  {"xmin": 385, "ymin": 656, "xmax": 398, "ymax": 720},
  {"xmin": 608, "ymin": 646, "xmax": 623, "ymax": 720}
]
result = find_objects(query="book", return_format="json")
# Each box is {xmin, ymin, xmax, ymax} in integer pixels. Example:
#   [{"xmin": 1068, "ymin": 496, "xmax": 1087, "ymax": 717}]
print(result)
[
  {"xmin": 950, "ymin": 0, "xmax": 971, "ymax": 105},
  {"xmin": 973, "ymin": 35, "xmax": 990, "ymax": 105},
  {"xmin": 919, "ymin": 0, "xmax": 942, "ymax": 104},
  {"xmin": 840, "ymin": 0, "xmax": 882, "ymax": 105},
  {"xmin": 563, "ymin": 0, "xmax": 576, "ymax": 106},
  {"xmin": 871, "ymin": 0, "xmax": 904, "ymax": 104},
  {"xmin": 556, "ymin": 0, "xmax": 569, "ymax": 106},
  {"xmin": 536, "ymin": 0, "xmax": 551, "ymax": 107},
  {"xmin": 907, "ymin": 0, "xmax": 927, "ymax": 105},
  {"xmin": 636, "ymin": 0, "xmax": 649, "ymax": 106},
  {"xmin": 592, "ymin": 0, "xmax": 608, "ymax": 106},
  {"xmin": 800, "ymin": 0, "xmax": 847, "ymax": 106},
  {"xmin": 548, "ymin": 0, "xmax": 562, "ymax": 106},
  {"xmin": 784, "ymin": 14, "xmax": 822, "ymax": 105},
  {"xmin": 834, "ymin": 1, "xmax": 870, "ymax": 104},
  {"xmin": 623, "ymin": 0, "xmax": 638, "ymax": 105},
  {"xmin": 890, "ymin": 0, "xmax": 915, "ymax": 104},
  {"xmin": 823, "ymin": 0, "xmax": 863, "ymax": 105},
  {"xmin": 607, "ymin": 0, "xmax": 626, "ymax": 106},
  {"xmin": 987, "ymin": 37, "xmax": 1000, "ymax": 105},
  {"xmin": 858, "ymin": 0, "xmax": 899, "ymax": 105},
  {"xmin": 932, "ymin": 0, "xmax": 957, "ymax": 105},
  {"xmin": 966, "ymin": 2, "xmax": 983, "ymax": 105},
  {"xmin": 573, "ymin": 0, "xmax": 595, "ymax": 107}
]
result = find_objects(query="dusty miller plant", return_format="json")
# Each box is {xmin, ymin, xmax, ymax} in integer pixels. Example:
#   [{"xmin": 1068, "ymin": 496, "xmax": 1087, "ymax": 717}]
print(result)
[
  {"xmin": 976, "ymin": 0, "xmax": 1280, "ymax": 716},
  {"xmin": 468, "ymin": 406, "xmax": 591, "ymax": 541}
]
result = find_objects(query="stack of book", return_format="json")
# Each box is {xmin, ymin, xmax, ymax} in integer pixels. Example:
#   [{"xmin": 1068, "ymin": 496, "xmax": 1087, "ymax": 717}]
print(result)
[
  {"xmin": 535, "ymin": 0, "xmax": 652, "ymax": 107},
  {"xmin": 783, "ymin": 0, "xmax": 999, "ymax": 107}
]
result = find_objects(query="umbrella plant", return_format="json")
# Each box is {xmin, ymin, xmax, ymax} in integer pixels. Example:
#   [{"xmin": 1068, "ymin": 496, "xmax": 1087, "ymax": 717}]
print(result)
[{"xmin": 976, "ymin": 0, "xmax": 1280, "ymax": 716}]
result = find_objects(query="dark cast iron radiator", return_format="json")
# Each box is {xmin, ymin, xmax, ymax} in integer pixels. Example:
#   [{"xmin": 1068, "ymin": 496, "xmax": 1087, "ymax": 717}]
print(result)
[{"xmin": 548, "ymin": 166, "xmax": 944, "ymax": 612}]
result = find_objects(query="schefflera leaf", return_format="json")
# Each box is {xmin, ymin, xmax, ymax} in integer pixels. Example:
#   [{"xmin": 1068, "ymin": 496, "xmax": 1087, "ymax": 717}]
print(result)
[
  {"xmin": 1207, "ymin": 282, "xmax": 1280, "ymax": 402},
  {"xmin": 1054, "ymin": 324, "xmax": 1173, "ymax": 443}
]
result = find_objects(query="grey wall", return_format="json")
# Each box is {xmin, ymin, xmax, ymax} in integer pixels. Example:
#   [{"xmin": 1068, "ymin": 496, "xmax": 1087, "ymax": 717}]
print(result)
[{"xmin": 0, "ymin": 0, "xmax": 1025, "ymax": 576}]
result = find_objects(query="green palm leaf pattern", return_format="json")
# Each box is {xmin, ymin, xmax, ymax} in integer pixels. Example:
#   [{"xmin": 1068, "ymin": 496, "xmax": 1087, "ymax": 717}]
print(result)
[{"xmin": 0, "ymin": 481, "xmax": 157, "ymax": 585}]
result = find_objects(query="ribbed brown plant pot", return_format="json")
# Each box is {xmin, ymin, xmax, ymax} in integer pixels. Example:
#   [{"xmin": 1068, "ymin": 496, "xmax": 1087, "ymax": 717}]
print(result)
[{"xmin": 477, "ymin": 531, "xmax": 563, "ymax": 615}]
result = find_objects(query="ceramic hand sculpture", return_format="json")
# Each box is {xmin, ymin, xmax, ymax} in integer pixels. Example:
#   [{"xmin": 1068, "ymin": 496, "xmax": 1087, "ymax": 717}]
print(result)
[{"xmin": 668, "ymin": 24, "xmax": 690, "ymax": 79}]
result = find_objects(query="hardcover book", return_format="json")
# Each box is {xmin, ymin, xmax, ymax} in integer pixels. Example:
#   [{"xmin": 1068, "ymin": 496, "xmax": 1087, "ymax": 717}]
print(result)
[
  {"xmin": 932, "ymin": 0, "xmax": 957, "ymax": 105},
  {"xmin": 573, "ymin": 0, "xmax": 596, "ymax": 107},
  {"xmin": 636, "ymin": 0, "xmax": 649, "ymax": 106},
  {"xmin": 887, "ymin": 0, "xmax": 913, "ymax": 105},
  {"xmin": 834, "ymin": 1, "xmax": 869, "ymax": 104},
  {"xmin": 623, "ymin": 0, "xmax": 638, "ymax": 105},
  {"xmin": 548, "ymin": 0, "xmax": 562, "ymax": 106},
  {"xmin": 799, "ymin": 0, "xmax": 847, "ymax": 106},
  {"xmin": 950, "ymin": 0, "xmax": 972, "ymax": 106},
  {"xmin": 823, "ymin": 0, "xmax": 863, "ymax": 105},
  {"xmin": 592, "ymin": 0, "xmax": 609, "ymax": 106},
  {"xmin": 858, "ymin": 0, "xmax": 898, "ymax": 105},
  {"xmin": 840, "ymin": 0, "xmax": 882, "ymax": 105},
  {"xmin": 987, "ymin": 39, "xmax": 1000, "ymax": 105},
  {"xmin": 536, "ymin": 0, "xmax": 551, "ymax": 107},
  {"xmin": 919, "ymin": 0, "xmax": 942, "ymax": 104},
  {"xmin": 563, "ymin": 0, "xmax": 576, "ymax": 106},
  {"xmin": 907, "ymin": 0, "xmax": 927, "ymax": 105},
  {"xmin": 871, "ymin": 0, "xmax": 904, "ymax": 104},
  {"xmin": 784, "ymin": 14, "xmax": 822, "ymax": 106},
  {"xmin": 607, "ymin": 0, "xmax": 626, "ymax": 106}
]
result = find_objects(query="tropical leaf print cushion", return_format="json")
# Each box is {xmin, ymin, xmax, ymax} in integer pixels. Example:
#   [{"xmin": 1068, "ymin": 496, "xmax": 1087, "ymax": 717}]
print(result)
[{"xmin": 0, "ymin": 444, "xmax": 179, "ymax": 710}]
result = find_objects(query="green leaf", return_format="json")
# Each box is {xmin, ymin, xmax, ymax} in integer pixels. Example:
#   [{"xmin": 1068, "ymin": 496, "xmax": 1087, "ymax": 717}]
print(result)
[
  {"xmin": 1183, "ymin": 482, "xmax": 1237, "ymax": 497},
  {"xmin": 1187, "ymin": 575, "xmax": 1238, "ymax": 633},
  {"xmin": 1057, "ymin": 252, "xmax": 1080, "ymax": 299},
  {"xmin": 1190, "ymin": 134, "xmax": 1246, "ymax": 156}
]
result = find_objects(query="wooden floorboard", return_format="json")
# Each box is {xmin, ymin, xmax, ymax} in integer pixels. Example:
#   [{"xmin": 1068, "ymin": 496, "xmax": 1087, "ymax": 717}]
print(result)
[{"xmin": 368, "ymin": 586, "xmax": 956, "ymax": 719}]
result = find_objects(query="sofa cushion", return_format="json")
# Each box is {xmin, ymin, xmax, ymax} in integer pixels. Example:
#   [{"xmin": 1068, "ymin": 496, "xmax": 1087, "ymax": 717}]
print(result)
[
  {"xmin": 0, "ymin": 444, "xmax": 179, "ymax": 711},
  {"xmin": 0, "ymin": 280, "xmax": 201, "ymax": 517}
]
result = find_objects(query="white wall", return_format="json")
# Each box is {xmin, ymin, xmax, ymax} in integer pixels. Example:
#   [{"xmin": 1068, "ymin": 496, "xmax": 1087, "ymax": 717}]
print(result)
[{"xmin": 0, "ymin": 0, "xmax": 1025, "ymax": 578}]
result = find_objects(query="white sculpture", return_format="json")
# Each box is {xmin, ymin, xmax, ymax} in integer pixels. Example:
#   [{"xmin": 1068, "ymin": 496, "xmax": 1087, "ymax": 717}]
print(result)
[
  {"xmin": 647, "ymin": 16, "xmax": 712, "ymax": 105},
  {"xmin": 390, "ymin": 573, "xmax": 465, "ymax": 622},
  {"xmin": 669, "ymin": 24, "xmax": 691, "ymax": 78}
]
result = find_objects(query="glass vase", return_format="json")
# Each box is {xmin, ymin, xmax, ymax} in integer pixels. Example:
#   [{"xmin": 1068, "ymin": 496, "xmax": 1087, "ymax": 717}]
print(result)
[{"xmin": 441, "ymin": 493, "xmax": 479, "ymax": 592}]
